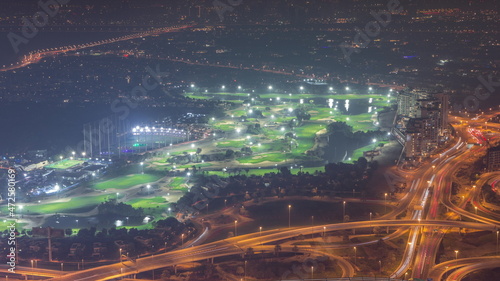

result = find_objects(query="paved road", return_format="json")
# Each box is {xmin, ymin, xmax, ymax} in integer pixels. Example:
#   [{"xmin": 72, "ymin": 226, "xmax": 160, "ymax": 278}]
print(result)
[{"xmin": 42, "ymin": 219, "xmax": 498, "ymax": 281}]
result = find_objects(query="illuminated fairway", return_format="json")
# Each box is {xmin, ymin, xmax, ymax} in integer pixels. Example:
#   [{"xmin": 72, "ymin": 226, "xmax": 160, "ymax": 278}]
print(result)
[
  {"xmin": 46, "ymin": 159, "xmax": 84, "ymax": 169},
  {"xmin": 126, "ymin": 197, "xmax": 169, "ymax": 209},
  {"xmin": 170, "ymin": 177, "xmax": 188, "ymax": 191},
  {"xmin": 174, "ymin": 90, "xmax": 394, "ymax": 167},
  {"xmin": 3, "ymin": 195, "xmax": 109, "ymax": 215},
  {"xmin": 94, "ymin": 174, "xmax": 163, "ymax": 190}
]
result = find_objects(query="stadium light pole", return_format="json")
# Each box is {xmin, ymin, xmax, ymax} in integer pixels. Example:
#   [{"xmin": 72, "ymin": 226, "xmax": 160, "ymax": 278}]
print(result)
[
  {"xmin": 234, "ymin": 220, "xmax": 238, "ymax": 236},
  {"xmin": 140, "ymin": 162, "xmax": 144, "ymax": 174}
]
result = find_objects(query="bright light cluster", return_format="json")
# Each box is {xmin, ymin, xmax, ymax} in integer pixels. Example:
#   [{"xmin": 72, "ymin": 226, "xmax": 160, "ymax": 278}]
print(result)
[{"xmin": 132, "ymin": 126, "xmax": 186, "ymax": 135}]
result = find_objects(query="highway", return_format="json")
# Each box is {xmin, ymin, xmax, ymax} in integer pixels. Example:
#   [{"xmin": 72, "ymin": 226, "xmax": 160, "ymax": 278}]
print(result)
[
  {"xmin": 391, "ymin": 135, "xmax": 468, "ymax": 279},
  {"xmin": 0, "ymin": 25, "xmax": 192, "ymax": 72},
  {"xmin": 408, "ymin": 112, "xmax": 500, "ymax": 281},
  {"xmin": 43, "ymin": 219, "xmax": 498, "ymax": 281},
  {"xmin": 0, "ymin": 265, "xmax": 64, "ymax": 278},
  {"xmin": 387, "ymin": 110, "xmax": 500, "ymax": 281},
  {"xmin": 428, "ymin": 256, "xmax": 500, "ymax": 281}
]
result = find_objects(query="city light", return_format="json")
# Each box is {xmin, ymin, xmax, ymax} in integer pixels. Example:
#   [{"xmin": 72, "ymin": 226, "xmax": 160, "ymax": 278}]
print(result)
[{"xmin": 2, "ymin": 3, "xmax": 494, "ymax": 279}]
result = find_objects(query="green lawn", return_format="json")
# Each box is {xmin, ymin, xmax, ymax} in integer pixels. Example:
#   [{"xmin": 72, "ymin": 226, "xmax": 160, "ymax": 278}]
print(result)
[
  {"xmin": 5, "ymin": 195, "xmax": 109, "ymax": 215},
  {"xmin": 213, "ymin": 123, "xmax": 236, "ymax": 131},
  {"xmin": 337, "ymin": 113, "xmax": 377, "ymax": 131},
  {"xmin": 126, "ymin": 197, "xmax": 169, "ymax": 209},
  {"xmin": 123, "ymin": 197, "xmax": 171, "ymax": 229},
  {"xmin": 294, "ymin": 123, "xmax": 326, "ymax": 153},
  {"xmin": 177, "ymin": 162, "xmax": 213, "ymax": 169},
  {"xmin": 170, "ymin": 177, "xmax": 188, "ymax": 191},
  {"xmin": 237, "ymin": 152, "xmax": 290, "ymax": 164},
  {"xmin": 309, "ymin": 107, "xmax": 339, "ymax": 120},
  {"xmin": 94, "ymin": 174, "xmax": 162, "ymax": 190},
  {"xmin": 46, "ymin": 159, "xmax": 84, "ymax": 169},
  {"xmin": 216, "ymin": 140, "xmax": 247, "ymax": 148},
  {"xmin": 346, "ymin": 141, "xmax": 389, "ymax": 163}
]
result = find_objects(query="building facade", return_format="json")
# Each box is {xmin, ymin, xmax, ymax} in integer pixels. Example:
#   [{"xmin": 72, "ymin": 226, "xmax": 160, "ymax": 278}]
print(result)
[
  {"xmin": 487, "ymin": 146, "xmax": 500, "ymax": 172},
  {"xmin": 395, "ymin": 90, "xmax": 450, "ymax": 162}
]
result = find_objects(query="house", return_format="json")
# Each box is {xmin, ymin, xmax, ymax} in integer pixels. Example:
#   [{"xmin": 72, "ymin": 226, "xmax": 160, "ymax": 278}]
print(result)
[
  {"xmin": 91, "ymin": 242, "xmax": 107, "ymax": 259},
  {"xmin": 68, "ymin": 243, "xmax": 85, "ymax": 258},
  {"xmin": 134, "ymin": 236, "xmax": 153, "ymax": 247},
  {"xmin": 114, "ymin": 240, "xmax": 134, "ymax": 252}
]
